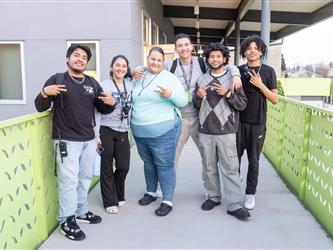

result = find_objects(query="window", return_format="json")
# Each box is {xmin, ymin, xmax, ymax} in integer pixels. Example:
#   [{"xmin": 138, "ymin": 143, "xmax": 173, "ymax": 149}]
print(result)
[
  {"xmin": 152, "ymin": 22, "xmax": 159, "ymax": 45},
  {"xmin": 66, "ymin": 41, "xmax": 100, "ymax": 81},
  {"xmin": 163, "ymin": 33, "xmax": 167, "ymax": 44},
  {"xmin": 0, "ymin": 42, "xmax": 26, "ymax": 104},
  {"xmin": 159, "ymin": 29, "xmax": 164, "ymax": 45},
  {"xmin": 142, "ymin": 11, "xmax": 151, "ymax": 64},
  {"xmin": 143, "ymin": 14, "xmax": 150, "ymax": 45}
]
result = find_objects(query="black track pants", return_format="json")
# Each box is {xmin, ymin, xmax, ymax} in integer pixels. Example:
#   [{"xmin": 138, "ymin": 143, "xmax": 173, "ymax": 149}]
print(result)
[{"xmin": 237, "ymin": 122, "xmax": 266, "ymax": 195}]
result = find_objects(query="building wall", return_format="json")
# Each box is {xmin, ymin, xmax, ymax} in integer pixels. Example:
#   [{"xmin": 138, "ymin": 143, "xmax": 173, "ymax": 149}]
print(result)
[{"xmin": 0, "ymin": 0, "xmax": 174, "ymax": 120}]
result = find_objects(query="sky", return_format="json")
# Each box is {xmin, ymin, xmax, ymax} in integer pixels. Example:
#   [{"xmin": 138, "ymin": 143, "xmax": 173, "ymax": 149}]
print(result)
[{"xmin": 282, "ymin": 16, "xmax": 333, "ymax": 67}]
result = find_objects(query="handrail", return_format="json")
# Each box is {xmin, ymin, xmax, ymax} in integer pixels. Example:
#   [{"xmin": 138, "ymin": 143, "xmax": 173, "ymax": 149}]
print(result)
[
  {"xmin": 263, "ymin": 95, "xmax": 333, "ymax": 238},
  {"xmin": 0, "ymin": 111, "xmax": 99, "ymax": 249}
]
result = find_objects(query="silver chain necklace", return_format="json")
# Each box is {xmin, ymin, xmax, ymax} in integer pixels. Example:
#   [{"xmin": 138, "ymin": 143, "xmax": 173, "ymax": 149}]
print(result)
[{"xmin": 69, "ymin": 74, "xmax": 85, "ymax": 84}]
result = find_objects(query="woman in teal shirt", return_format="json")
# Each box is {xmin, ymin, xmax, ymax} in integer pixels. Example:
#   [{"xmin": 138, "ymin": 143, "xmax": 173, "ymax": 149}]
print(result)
[{"xmin": 131, "ymin": 47, "xmax": 187, "ymax": 216}]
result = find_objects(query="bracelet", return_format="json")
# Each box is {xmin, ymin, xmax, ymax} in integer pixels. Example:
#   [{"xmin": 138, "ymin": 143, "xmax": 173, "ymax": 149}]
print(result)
[{"xmin": 41, "ymin": 88, "xmax": 48, "ymax": 98}]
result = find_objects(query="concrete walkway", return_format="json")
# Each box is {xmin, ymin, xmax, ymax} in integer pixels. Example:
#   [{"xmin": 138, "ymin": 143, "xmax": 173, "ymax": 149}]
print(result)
[{"xmin": 40, "ymin": 140, "xmax": 333, "ymax": 249}]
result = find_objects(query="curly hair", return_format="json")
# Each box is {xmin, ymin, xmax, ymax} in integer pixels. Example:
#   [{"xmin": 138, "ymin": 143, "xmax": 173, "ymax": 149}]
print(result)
[
  {"xmin": 204, "ymin": 42, "xmax": 230, "ymax": 66},
  {"xmin": 240, "ymin": 35, "xmax": 267, "ymax": 59}
]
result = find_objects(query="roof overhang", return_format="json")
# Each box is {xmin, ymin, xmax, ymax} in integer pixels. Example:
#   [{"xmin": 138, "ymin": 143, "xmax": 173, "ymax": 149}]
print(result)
[{"xmin": 161, "ymin": 0, "xmax": 333, "ymax": 46}]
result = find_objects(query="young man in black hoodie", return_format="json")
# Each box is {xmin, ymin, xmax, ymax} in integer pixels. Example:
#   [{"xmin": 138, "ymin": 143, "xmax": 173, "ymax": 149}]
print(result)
[
  {"xmin": 35, "ymin": 44, "xmax": 115, "ymax": 241},
  {"xmin": 193, "ymin": 43, "xmax": 250, "ymax": 220},
  {"xmin": 237, "ymin": 35, "xmax": 278, "ymax": 210}
]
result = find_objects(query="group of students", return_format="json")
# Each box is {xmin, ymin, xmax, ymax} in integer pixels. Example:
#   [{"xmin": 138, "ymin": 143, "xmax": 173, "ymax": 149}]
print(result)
[{"xmin": 34, "ymin": 33, "xmax": 278, "ymax": 241}]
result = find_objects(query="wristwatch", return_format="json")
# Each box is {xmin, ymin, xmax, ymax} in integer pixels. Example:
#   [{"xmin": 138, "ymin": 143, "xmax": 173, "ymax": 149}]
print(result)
[{"xmin": 225, "ymin": 90, "xmax": 232, "ymax": 98}]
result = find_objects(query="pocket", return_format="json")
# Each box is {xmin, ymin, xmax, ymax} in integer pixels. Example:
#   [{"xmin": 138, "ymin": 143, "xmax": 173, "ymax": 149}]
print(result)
[{"xmin": 224, "ymin": 134, "xmax": 238, "ymax": 158}]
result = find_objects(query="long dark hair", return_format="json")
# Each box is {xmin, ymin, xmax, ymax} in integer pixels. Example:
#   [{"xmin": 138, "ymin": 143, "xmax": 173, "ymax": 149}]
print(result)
[{"xmin": 109, "ymin": 55, "xmax": 132, "ymax": 79}]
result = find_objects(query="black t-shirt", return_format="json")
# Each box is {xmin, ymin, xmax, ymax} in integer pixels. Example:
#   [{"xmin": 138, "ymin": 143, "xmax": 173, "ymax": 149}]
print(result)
[
  {"xmin": 238, "ymin": 64, "xmax": 277, "ymax": 124},
  {"xmin": 45, "ymin": 73, "xmax": 102, "ymax": 140}
]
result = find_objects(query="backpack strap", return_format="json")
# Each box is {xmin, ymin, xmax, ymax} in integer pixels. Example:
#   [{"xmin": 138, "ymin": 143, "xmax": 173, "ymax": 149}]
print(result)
[
  {"xmin": 198, "ymin": 57, "xmax": 207, "ymax": 74},
  {"xmin": 84, "ymin": 74, "xmax": 100, "ymax": 126},
  {"xmin": 170, "ymin": 58, "xmax": 178, "ymax": 74},
  {"xmin": 55, "ymin": 72, "xmax": 65, "ymax": 85},
  {"xmin": 55, "ymin": 72, "xmax": 66, "ymax": 109}
]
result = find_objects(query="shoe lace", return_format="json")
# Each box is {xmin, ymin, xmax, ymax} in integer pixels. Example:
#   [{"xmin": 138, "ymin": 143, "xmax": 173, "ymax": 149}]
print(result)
[
  {"xmin": 85, "ymin": 211, "xmax": 94, "ymax": 218},
  {"xmin": 67, "ymin": 217, "xmax": 81, "ymax": 232}
]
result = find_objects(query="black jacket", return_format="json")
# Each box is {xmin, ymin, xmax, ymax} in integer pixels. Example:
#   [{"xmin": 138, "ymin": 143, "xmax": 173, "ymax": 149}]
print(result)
[{"xmin": 35, "ymin": 72, "xmax": 114, "ymax": 141}]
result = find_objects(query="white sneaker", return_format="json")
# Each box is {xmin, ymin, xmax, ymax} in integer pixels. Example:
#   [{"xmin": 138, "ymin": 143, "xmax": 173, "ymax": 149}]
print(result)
[
  {"xmin": 244, "ymin": 194, "xmax": 255, "ymax": 210},
  {"xmin": 118, "ymin": 201, "xmax": 126, "ymax": 207},
  {"xmin": 105, "ymin": 206, "xmax": 118, "ymax": 214}
]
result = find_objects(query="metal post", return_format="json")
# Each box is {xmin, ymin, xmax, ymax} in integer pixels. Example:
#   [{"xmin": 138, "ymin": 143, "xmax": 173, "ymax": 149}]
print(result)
[
  {"xmin": 261, "ymin": 0, "xmax": 270, "ymax": 64},
  {"xmin": 234, "ymin": 17, "xmax": 240, "ymax": 66}
]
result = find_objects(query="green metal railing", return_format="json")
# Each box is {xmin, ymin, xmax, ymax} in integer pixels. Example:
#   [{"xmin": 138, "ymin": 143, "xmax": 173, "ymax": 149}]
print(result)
[
  {"xmin": 263, "ymin": 96, "xmax": 333, "ymax": 237},
  {"xmin": 0, "ymin": 111, "xmax": 99, "ymax": 249}
]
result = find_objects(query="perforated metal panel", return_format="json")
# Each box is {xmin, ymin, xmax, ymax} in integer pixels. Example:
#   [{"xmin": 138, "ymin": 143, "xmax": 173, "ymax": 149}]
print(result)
[
  {"xmin": 304, "ymin": 109, "xmax": 333, "ymax": 236},
  {"xmin": 279, "ymin": 100, "xmax": 307, "ymax": 194},
  {"xmin": 0, "ymin": 120, "xmax": 40, "ymax": 249},
  {"xmin": 263, "ymin": 101, "xmax": 283, "ymax": 167},
  {"xmin": 264, "ymin": 96, "xmax": 333, "ymax": 238}
]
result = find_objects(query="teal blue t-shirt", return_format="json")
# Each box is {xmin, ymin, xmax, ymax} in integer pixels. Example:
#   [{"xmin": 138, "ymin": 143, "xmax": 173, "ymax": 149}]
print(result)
[{"xmin": 131, "ymin": 69, "xmax": 187, "ymax": 137}]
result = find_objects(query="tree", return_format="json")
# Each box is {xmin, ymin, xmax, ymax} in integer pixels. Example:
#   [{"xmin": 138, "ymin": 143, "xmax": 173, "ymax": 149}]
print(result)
[
  {"xmin": 329, "ymin": 62, "xmax": 333, "ymax": 68},
  {"xmin": 281, "ymin": 53, "xmax": 286, "ymax": 71}
]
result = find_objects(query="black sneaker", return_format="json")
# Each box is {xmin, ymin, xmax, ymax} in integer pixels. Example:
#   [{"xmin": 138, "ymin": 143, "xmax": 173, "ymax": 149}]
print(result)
[
  {"xmin": 227, "ymin": 208, "xmax": 251, "ymax": 220},
  {"xmin": 76, "ymin": 211, "xmax": 102, "ymax": 224},
  {"xmin": 60, "ymin": 215, "xmax": 86, "ymax": 241},
  {"xmin": 201, "ymin": 199, "xmax": 221, "ymax": 211},
  {"xmin": 138, "ymin": 193, "xmax": 157, "ymax": 206}
]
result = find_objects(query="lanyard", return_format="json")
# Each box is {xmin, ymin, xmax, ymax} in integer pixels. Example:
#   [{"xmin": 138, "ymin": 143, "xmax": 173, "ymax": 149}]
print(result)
[
  {"xmin": 179, "ymin": 59, "xmax": 193, "ymax": 91},
  {"xmin": 139, "ymin": 72, "xmax": 161, "ymax": 96},
  {"xmin": 112, "ymin": 78, "xmax": 127, "ymax": 102}
]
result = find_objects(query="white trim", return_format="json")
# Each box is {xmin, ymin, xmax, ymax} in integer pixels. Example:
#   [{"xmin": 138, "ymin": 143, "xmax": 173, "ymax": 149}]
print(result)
[
  {"xmin": 66, "ymin": 40, "xmax": 100, "ymax": 82},
  {"xmin": 0, "ymin": 41, "xmax": 26, "ymax": 104},
  {"xmin": 152, "ymin": 22, "xmax": 159, "ymax": 45},
  {"xmin": 163, "ymin": 33, "xmax": 167, "ymax": 44},
  {"xmin": 142, "ymin": 10, "xmax": 151, "ymax": 45},
  {"xmin": 142, "ymin": 10, "xmax": 151, "ymax": 64}
]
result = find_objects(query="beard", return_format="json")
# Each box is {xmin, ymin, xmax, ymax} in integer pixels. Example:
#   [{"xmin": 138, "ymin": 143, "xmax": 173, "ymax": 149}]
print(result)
[
  {"xmin": 68, "ymin": 63, "xmax": 86, "ymax": 74},
  {"xmin": 209, "ymin": 63, "xmax": 224, "ymax": 70}
]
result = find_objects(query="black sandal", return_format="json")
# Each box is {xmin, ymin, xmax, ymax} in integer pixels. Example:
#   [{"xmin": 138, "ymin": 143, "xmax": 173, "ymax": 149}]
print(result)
[
  {"xmin": 138, "ymin": 193, "xmax": 157, "ymax": 206},
  {"xmin": 155, "ymin": 203, "xmax": 173, "ymax": 216}
]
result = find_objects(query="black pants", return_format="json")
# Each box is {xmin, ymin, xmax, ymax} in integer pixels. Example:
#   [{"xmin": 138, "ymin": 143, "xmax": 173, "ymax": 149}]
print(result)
[
  {"xmin": 237, "ymin": 122, "xmax": 266, "ymax": 195},
  {"xmin": 100, "ymin": 126, "xmax": 130, "ymax": 208}
]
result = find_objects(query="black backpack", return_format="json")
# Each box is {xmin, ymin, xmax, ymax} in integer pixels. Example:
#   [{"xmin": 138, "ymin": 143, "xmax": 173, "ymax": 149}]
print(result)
[{"xmin": 170, "ymin": 56, "xmax": 207, "ymax": 74}]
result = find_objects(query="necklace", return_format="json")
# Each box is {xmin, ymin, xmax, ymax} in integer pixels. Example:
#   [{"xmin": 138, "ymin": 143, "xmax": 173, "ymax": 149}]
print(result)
[
  {"xmin": 69, "ymin": 74, "xmax": 85, "ymax": 84},
  {"xmin": 246, "ymin": 64, "xmax": 262, "ymax": 75},
  {"xmin": 138, "ymin": 72, "xmax": 161, "ymax": 96}
]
